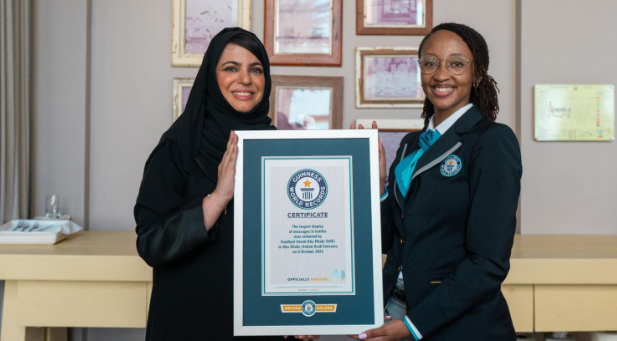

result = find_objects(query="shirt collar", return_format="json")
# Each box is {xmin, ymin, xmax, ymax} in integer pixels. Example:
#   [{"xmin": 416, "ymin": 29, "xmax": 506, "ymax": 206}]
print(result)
[{"xmin": 428, "ymin": 103, "xmax": 474, "ymax": 135}]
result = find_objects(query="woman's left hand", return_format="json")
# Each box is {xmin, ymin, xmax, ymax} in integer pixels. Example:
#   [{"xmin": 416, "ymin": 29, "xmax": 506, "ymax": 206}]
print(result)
[
  {"xmin": 349, "ymin": 121, "xmax": 387, "ymax": 195},
  {"xmin": 347, "ymin": 319, "xmax": 410, "ymax": 341}
]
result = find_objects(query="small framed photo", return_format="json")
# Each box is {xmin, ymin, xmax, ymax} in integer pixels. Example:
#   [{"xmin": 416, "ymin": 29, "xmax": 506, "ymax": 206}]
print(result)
[
  {"xmin": 356, "ymin": 47, "xmax": 425, "ymax": 108},
  {"xmin": 356, "ymin": 0, "xmax": 433, "ymax": 35},
  {"xmin": 172, "ymin": 0, "xmax": 253, "ymax": 67},
  {"xmin": 172, "ymin": 78, "xmax": 195, "ymax": 122},
  {"xmin": 264, "ymin": 0, "xmax": 343, "ymax": 66},
  {"xmin": 355, "ymin": 119, "xmax": 422, "ymax": 185},
  {"xmin": 270, "ymin": 75, "xmax": 344, "ymax": 129}
]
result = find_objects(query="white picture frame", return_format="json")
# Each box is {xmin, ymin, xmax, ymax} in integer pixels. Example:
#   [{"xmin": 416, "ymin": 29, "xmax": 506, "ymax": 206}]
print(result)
[
  {"xmin": 172, "ymin": 78, "xmax": 195, "ymax": 122},
  {"xmin": 172, "ymin": 0, "xmax": 253, "ymax": 67},
  {"xmin": 356, "ymin": 47, "xmax": 425, "ymax": 108},
  {"xmin": 233, "ymin": 130, "xmax": 384, "ymax": 336}
]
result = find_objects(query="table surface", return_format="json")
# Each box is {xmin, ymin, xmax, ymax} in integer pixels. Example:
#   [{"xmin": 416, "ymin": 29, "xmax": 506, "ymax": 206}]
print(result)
[
  {"xmin": 0, "ymin": 232, "xmax": 616, "ymax": 283},
  {"xmin": 1, "ymin": 232, "xmax": 616, "ymax": 258}
]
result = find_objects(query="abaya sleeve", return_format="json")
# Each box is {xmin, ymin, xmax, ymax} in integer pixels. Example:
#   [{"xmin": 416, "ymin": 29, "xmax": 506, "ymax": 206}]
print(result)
[{"xmin": 134, "ymin": 142, "xmax": 218, "ymax": 268}]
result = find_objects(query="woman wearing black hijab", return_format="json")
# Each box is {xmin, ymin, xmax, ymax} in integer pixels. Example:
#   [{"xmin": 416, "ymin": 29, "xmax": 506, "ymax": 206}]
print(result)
[{"xmin": 134, "ymin": 28, "xmax": 305, "ymax": 340}]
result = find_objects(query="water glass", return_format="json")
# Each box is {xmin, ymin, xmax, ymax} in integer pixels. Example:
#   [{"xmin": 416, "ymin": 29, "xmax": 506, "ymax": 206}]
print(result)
[{"xmin": 45, "ymin": 195, "xmax": 60, "ymax": 218}]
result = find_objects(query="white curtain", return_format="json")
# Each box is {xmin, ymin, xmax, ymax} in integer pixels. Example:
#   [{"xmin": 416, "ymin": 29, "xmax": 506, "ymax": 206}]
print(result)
[
  {"xmin": 0, "ymin": 0, "xmax": 30, "ymax": 224},
  {"xmin": 0, "ymin": 0, "xmax": 31, "ymax": 333}
]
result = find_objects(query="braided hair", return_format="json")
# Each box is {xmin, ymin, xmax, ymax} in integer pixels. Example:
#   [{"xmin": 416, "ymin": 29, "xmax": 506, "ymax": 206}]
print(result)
[{"xmin": 418, "ymin": 23, "xmax": 500, "ymax": 124}]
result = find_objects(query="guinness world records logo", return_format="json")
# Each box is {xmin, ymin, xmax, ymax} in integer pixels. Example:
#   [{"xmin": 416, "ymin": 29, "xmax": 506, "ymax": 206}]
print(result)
[
  {"xmin": 287, "ymin": 169, "xmax": 328, "ymax": 210},
  {"xmin": 301, "ymin": 300, "xmax": 317, "ymax": 317},
  {"xmin": 440, "ymin": 155, "xmax": 462, "ymax": 177}
]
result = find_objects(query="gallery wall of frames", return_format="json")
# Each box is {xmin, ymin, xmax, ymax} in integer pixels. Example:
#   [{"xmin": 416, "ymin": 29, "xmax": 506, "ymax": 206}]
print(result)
[{"xmin": 172, "ymin": 0, "xmax": 433, "ymax": 142}]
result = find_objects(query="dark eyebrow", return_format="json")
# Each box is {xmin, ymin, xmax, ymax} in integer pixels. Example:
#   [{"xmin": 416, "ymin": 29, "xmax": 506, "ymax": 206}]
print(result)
[
  {"xmin": 422, "ymin": 52, "xmax": 469, "ymax": 59},
  {"xmin": 221, "ymin": 61, "xmax": 240, "ymax": 67},
  {"xmin": 221, "ymin": 61, "xmax": 264, "ymax": 67}
]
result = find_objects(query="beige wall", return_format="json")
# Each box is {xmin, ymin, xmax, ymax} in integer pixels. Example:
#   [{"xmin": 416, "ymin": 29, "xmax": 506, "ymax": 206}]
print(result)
[
  {"xmin": 29, "ymin": 0, "xmax": 616, "ymax": 340},
  {"xmin": 519, "ymin": 0, "xmax": 617, "ymax": 234},
  {"xmin": 32, "ymin": 0, "xmax": 88, "ymax": 226},
  {"xmin": 84, "ymin": 0, "xmax": 516, "ymax": 235}
]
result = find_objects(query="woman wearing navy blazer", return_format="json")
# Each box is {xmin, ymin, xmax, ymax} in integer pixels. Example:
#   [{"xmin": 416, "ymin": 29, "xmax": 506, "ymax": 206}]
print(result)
[{"xmin": 353, "ymin": 23, "xmax": 522, "ymax": 341}]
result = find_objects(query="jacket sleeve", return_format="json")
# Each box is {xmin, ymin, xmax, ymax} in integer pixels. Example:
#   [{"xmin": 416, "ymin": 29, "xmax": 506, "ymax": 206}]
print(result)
[
  {"xmin": 381, "ymin": 134, "xmax": 409, "ymax": 254},
  {"xmin": 134, "ymin": 142, "xmax": 218, "ymax": 268},
  {"xmin": 380, "ymin": 164, "xmax": 398, "ymax": 253},
  {"xmin": 406, "ymin": 124, "xmax": 522, "ymax": 338}
]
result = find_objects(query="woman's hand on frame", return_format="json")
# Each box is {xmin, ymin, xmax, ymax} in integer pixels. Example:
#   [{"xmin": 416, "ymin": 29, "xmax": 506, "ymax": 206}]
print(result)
[
  {"xmin": 203, "ymin": 131, "xmax": 238, "ymax": 229},
  {"xmin": 349, "ymin": 121, "xmax": 386, "ymax": 195},
  {"xmin": 212, "ymin": 130, "xmax": 238, "ymax": 207}
]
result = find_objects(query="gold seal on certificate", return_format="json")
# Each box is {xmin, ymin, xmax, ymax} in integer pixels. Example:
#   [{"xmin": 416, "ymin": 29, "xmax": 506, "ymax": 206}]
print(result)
[{"xmin": 262, "ymin": 156, "xmax": 355, "ymax": 296}]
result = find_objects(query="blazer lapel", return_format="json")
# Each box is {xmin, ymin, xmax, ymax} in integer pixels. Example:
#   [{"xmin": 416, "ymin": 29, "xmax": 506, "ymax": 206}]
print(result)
[
  {"xmin": 392, "ymin": 132, "xmax": 421, "ymax": 212},
  {"xmin": 409, "ymin": 105, "xmax": 484, "ymax": 184}
]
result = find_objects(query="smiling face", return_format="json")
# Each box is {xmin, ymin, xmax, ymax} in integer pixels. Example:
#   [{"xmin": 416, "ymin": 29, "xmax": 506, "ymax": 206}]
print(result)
[
  {"xmin": 216, "ymin": 43, "xmax": 265, "ymax": 113},
  {"xmin": 420, "ymin": 30, "xmax": 475, "ymax": 120}
]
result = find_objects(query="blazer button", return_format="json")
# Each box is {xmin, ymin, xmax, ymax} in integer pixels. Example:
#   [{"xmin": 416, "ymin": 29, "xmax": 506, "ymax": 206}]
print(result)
[
  {"xmin": 397, "ymin": 266, "xmax": 401, "ymax": 272},
  {"xmin": 400, "ymin": 238, "xmax": 404, "ymax": 245}
]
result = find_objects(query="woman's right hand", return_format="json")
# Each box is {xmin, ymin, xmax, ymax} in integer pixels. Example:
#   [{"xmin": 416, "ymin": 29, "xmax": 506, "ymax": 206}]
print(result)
[
  {"xmin": 350, "ymin": 121, "xmax": 386, "ymax": 195},
  {"xmin": 203, "ymin": 131, "xmax": 238, "ymax": 229},
  {"xmin": 213, "ymin": 131, "xmax": 239, "ymax": 204}
]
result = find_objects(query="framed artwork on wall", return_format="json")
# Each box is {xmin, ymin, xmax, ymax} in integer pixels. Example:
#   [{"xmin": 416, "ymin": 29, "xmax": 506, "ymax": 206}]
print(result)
[
  {"xmin": 269, "ymin": 75, "xmax": 344, "ymax": 129},
  {"xmin": 172, "ymin": 0, "xmax": 253, "ymax": 67},
  {"xmin": 355, "ymin": 47, "xmax": 425, "ymax": 108},
  {"xmin": 355, "ymin": 119, "xmax": 422, "ymax": 185},
  {"xmin": 264, "ymin": 0, "xmax": 343, "ymax": 66},
  {"xmin": 356, "ymin": 0, "xmax": 432, "ymax": 35},
  {"xmin": 173, "ymin": 78, "xmax": 195, "ymax": 122}
]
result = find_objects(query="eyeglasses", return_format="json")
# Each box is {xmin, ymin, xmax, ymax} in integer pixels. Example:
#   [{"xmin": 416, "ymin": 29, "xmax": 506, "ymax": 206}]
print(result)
[{"xmin": 417, "ymin": 55, "xmax": 472, "ymax": 76}]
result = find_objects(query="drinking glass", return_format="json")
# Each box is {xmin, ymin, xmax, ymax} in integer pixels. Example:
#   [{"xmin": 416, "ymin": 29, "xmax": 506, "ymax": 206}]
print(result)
[{"xmin": 45, "ymin": 195, "xmax": 60, "ymax": 218}]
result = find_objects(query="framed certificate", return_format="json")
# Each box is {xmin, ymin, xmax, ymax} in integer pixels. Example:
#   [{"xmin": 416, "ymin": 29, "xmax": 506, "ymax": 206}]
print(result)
[
  {"xmin": 356, "ymin": 47, "xmax": 425, "ymax": 108},
  {"xmin": 534, "ymin": 84, "xmax": 615, "ymax": 141},
  {"xmin": 263, "ymin": 0, "xmax": 343, "ymax": 66},
  {"xmin": 233, "ymin": 130, "xmax": 383, "ymax": 336}
]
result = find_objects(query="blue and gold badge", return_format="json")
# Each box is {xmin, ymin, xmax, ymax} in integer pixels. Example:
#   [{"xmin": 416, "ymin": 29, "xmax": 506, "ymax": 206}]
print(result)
[
  {"xmin": 287, "ymin": 169, "xmax": 328, "ymax": 210},
  {"xmin": 301, "ymin": 300, "xmax": 317, "ymax": 317},
  {"xmin": 440, "ymin": 155, "xmax": 462, "ymax": 177}
]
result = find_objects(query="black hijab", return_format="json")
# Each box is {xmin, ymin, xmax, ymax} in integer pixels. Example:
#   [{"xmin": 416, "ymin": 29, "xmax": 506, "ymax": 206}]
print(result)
[{"xmin": 157, "ymin": 27, "xmax": 274, "ymax": 179}]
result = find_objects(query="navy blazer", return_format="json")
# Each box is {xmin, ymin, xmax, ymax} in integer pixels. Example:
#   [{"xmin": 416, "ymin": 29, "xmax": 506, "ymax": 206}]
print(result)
[{"xmin": 381, "ymin": 105, "xmax": 522, "ymax": 341}]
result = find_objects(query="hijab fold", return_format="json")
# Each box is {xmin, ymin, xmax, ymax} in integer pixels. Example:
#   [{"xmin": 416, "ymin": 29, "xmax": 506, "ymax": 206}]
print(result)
[{"xmin": 156, "ymin": 28, "xmax": 274, "ymax": 179}]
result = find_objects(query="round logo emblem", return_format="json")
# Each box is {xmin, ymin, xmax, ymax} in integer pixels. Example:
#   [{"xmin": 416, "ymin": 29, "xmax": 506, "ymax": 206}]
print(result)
[
  {"xmin": 287, "ymin": 169, "xmax": 328, "ymax": 210},
  {"xmin": 301, "ymin": 300, "xmax": 317, "ymax": 317},
  {"xmin": 331, "ymin": 269, "xmax": 345, "ymax": 282},
  {"xmin": 440, "ymin": 155, "xmax": 462, "ymax": 177}
]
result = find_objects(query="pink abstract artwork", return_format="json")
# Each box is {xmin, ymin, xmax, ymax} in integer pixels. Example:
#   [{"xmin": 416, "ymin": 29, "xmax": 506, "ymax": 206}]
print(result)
[
  {"xmin": 182, "ymin": 86, "xmax": 192, "ymax": 111},
  {"xmin": 363, "ymin": 56, "xmax": 424, "ymax": 100},
  {"xmin": 275, "ymin": 87, "xmax": 332, "ymax": 130},
  {"xmin": 380, "ymin": 131, "xmax": 408, "ymax": 185},
  {"xmin": 274, "ymin": 0, "xmax": 331, "ymax": 54},
  {"xmin": 185, "ymin": 0, "xmax": 238, "ymax": 53},
  {"xmin": 365, "ymin": 0, "xmax": 423, "ymax": 26}
]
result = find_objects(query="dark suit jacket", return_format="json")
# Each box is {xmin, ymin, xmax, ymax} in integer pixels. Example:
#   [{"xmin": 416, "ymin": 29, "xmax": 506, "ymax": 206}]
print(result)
[
  {"xmin": 135, "ymin": 142, "xmax": 288, "ymax": 341},
  {"xmin": 381, "ymin": 105, "xmax": 522, "ymax": 341}
]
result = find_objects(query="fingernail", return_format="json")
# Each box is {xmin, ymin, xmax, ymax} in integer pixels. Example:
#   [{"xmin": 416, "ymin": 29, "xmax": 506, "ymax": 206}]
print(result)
[
  {"xmin": 386, "ymin": 315, "xmax": 391, "ymax": 319},
  {"xmin": 359, "ymin": 333, "xmax": 367, "ymax": 340}
]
